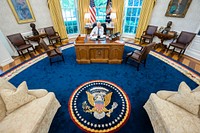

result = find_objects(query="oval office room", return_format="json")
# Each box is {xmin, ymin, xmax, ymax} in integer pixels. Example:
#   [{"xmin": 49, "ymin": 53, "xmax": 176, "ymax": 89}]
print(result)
[{"xmin": 0, "ymin": 0, "xmax": 200, "ymax": 133}]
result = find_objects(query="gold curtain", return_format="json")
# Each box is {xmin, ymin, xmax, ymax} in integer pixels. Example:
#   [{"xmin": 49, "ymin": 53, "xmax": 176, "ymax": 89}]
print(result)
[
  {"xmin": 47, "ymin": 0, "xmax": 68, "ymax": 41},
  {"xmin": 135, "ymin": 0, "xmax": 156, "ymax": 41},
  {"xmin": 78, "ymin": 0, "xmax": 90, "ymax": 34},
  {"xmin": 112, "ymin": 0, "xmax": 124, "ymax": 33}
]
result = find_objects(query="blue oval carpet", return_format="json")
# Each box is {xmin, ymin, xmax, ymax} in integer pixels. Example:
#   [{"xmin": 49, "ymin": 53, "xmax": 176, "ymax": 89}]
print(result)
[{"xmin": 3, "ymin": 45, "xmax": 199, "ymax": 133}]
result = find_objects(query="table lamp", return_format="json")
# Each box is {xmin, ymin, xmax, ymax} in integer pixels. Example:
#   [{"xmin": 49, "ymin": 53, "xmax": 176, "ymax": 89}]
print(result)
[{"xmin": 84, "ymin": 13, "xmax": 90, "ymax": 23}]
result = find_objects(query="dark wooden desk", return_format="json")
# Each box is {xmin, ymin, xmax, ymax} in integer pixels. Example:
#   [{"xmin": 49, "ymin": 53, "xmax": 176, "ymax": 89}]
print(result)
[
  {"xmin": 154, "ymin": 32, "xmax": 175, "ymax": 49},
  {"xmin": 75, "ymin": 35, "xmax": 124, "ymax": 64}
]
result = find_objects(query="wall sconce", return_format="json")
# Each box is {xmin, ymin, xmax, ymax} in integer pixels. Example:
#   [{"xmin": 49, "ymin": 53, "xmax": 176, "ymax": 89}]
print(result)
[
  {"xmin": 84, "ymin": 13, "xmax": 90, "ymax": 23},
  {"xmin": 110, "ymin": 12, "xmax": 116, "ymax": 20}
]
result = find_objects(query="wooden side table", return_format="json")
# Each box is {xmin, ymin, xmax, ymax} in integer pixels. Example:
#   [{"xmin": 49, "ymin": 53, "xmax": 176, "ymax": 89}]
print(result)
[
  {"xmin": 154, "ymin": 32, "xmax": 175, "ymax": 49},
  {"xmin": 25, "ymin": 33, "xmax": 47, "ymax": 43}
]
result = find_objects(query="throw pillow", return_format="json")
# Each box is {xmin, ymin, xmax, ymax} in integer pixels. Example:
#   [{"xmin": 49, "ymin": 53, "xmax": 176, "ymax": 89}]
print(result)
[
  {"xmin": 167, "ymin": 81, "xmax": 200, "ymax": 116},
  {"xmin": 0, "ymin": 97, "xmax": 6, "ymax": 121},
  {"xmin": 1, "ymin": 81, "xmax": 36, "ymax": 114},
  {"xmin": 156, "ymin": 90, "xmax": 177, "ymax": 100}
]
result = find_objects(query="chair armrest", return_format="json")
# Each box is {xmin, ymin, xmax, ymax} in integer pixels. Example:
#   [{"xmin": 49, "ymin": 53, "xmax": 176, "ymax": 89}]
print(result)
[
  {"xmin": 55, "ymin": 47, "xmax": 62, "ymax": 53},
  {"xmin": 134, "ymin": 50, "xmax": 142, "ymax": 56},
  {"xmin": 25, "ymin": 39, "xmax": 31, "ymax": 44},
  {"xmin": 55, "ymin": 32, "xmax": 60, "ymax": 36},
  {"xmin": 126, "ymin": 52, "xmax": 133, "ymax": 57},
  {"xmin": 142, "ymin": 31, "xmax": 146, "ymax": 35},
  {"xmin": 28, "ymin": 89, "xmax": 48, "ymax": 98}
]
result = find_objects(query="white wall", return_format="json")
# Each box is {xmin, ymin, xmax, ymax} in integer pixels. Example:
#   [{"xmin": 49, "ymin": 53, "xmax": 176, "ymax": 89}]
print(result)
[
  {"xmin": 0, "ymin": 0, "xmax": 53, "ymax": 58},
  {"xmin": 0, "ymin": 0, "xmax": 53, "ymax": 36},
  {"xmin": 150, "ymin": 0, "xmax": 200, "ymax": 60}
]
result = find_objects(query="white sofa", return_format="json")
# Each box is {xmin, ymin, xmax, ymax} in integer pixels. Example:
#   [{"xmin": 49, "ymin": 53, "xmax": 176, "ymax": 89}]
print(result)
[
  {"xmin": 0, "ymin": 78, "xmax": 61, "ymax": 133},
  {"xmin": 144, "ymin": 82, "xmax": 200, "ymax": 133}
]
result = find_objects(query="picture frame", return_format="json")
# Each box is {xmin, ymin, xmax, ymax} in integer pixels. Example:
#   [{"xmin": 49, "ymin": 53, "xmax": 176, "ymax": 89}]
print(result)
[
  {"xmin": 7, "ymin": 0, "xmax": 35, "ymax": 24},
  {"xmin": 165, "ymin": 0, "xmax": 192, "ymax": 18}
]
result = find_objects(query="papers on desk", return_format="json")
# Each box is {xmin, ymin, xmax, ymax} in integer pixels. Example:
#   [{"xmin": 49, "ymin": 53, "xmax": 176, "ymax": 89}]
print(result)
[
  {"xmin": 80, "ymin": 34, "xmax": 86, "ymax": 37},
  {"xmin": 90, "ymin": 35, "xmax": 106, "ymax": 40}
]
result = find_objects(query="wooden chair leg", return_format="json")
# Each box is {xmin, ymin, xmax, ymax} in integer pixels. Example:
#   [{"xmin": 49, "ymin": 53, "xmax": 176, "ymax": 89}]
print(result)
[
  {"xmin": 32, "ymin": 46, "xmax": 36, "ymax": 54},
  {"xmin": 17, "ymin": 50, "xmax": 21, "ymax": 56},
  {"xmin": 178, "ymin": 49, "xmax": 182, "ymax": 57},
  {"xmin": 125, "ymin": 57, "xmax": 129, "ymax": 63},
  {"xmin": 21, "ymin": 51, "xmax": 25, "ymax": 58},
  {"xmin": 62, "ymin": 55, "xmax": 65, "ymax": 62},
  {"xmin": 166, "ymin": 45, "xmax": 170, "ymax": 53},
  {"xmin": 27, "ymin": 49, "xmax": 31, "ymax": 57}
]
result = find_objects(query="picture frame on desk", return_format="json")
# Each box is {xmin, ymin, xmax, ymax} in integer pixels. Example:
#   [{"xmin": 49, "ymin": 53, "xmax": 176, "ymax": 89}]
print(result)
[{"xmin": 7, "ymin": 0, "xmax": 35, "ymax": 24}]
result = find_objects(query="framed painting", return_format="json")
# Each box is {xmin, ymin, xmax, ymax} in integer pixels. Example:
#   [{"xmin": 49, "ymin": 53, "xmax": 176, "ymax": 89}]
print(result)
[
  {"xmin": 165, "ymin": 0, "xmax": 192, "ymax": 18},
  {"xmin": 7, "ymin": 0, "xmax": 35, "ymax": 24}
]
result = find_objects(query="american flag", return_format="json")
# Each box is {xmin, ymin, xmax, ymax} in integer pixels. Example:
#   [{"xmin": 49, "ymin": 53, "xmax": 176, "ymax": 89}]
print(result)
[
  {"xmin": 89, "ymin": 0, "xmax": 96, "ymax": 23},
  {"xmin": 106, "ymin": 0, "xmax": 112, "ymax": 23}
]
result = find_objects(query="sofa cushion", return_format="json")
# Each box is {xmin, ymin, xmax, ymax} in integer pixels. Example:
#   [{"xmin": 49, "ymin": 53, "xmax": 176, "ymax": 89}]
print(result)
[
  {"xmin": 0, "ymin": 78, "xmax": 17, "ymax": 121},
  {"xmin": 145, "ymin": 93, "xmax": 200, "ymax": 133},
  {"xmin": 157, "ymin": 90, "xmax": 177, "ymax": 100},
  {"xmin": 28, "ymin": 89, "xmax": 48, "ymax": 98},
  {"xmin": 1, "ymin": 81, "xmax": 36, "ymax": 114},
  {"xmin": 0, "ymin": 92, "xmax": 56, "ymax": 133},
  {"xmin": 167, "ymin": 82, "xmax": 200, "ymax": 116},
  {"xmin": 0, "ymin": 78, "xmax": 16, "ymax": 91}
]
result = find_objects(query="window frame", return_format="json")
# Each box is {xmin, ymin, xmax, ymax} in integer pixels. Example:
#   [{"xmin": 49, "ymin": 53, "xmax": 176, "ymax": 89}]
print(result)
[
  {"xmin": 122, "ymin": 0, "xmax": 143, "ymax": 37},
  {"xmin": 60, "ymin": 0, "xmax": 80, "ymax": 36}
]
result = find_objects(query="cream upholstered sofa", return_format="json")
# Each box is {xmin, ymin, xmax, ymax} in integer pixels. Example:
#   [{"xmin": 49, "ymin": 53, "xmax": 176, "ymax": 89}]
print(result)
[
  {"xmin": 144, "ymin": 82, "xmax": 200, "ymax": 133},
  {"xmin": 0, "ymin": 78, "xmax": 61, "ymax": 133}
]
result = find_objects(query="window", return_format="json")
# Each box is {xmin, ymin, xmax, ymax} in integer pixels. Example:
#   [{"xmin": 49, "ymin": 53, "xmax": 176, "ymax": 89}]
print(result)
[
  {"xmin": 123, "ymin": 0, "xmax": 143, "ymax": 35},
  {"xmin": 95, "ymin": 0, "xmax": 107, "ymax": 22},
  {"xmin": 60, "ymin": 0, "xmax": 79, "ymax": 35}
]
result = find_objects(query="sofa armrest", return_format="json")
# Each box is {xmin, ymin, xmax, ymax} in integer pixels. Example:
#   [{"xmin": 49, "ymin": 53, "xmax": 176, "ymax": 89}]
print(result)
[{"xmin": 28, "ymin": 89, "xmax": 48, "ymax": 98}]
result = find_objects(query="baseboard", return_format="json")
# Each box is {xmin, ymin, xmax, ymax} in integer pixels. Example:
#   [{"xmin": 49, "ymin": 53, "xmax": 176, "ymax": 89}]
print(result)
[{"xmin": 0, "ymin": 57, "xmax": 14, "ymax": 67}]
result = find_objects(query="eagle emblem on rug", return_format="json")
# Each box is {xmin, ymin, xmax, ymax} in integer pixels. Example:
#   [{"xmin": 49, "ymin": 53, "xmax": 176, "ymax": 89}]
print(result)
[{"xmin": 82, "ymin": 87, "xmax": 118, "ymax": 120}]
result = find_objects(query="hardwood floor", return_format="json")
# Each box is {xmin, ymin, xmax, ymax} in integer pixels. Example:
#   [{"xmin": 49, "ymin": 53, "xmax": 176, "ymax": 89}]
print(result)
[{"xmin": 0, "ymin": 37, "xmax": 200, "ymax": 74}]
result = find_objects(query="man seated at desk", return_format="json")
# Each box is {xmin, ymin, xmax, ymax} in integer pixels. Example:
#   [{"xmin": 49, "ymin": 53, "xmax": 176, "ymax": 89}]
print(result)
[{"xmin": 90, "ymin": 22, "xmax": 104, "ymax": 38}]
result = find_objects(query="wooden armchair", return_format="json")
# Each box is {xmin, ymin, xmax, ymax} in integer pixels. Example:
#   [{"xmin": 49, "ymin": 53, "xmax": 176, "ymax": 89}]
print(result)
[
  {"xmin": 140, "ymin": 25, "xmax": 158, "ymax": 44},
  {"xmin": 7, "ymin": 33, "xmax": 36, "ymax": 58},
  {"xmin": 125, "ymin": 43, "xmax": 156, "ymax": 71},
  {"xmin": 166, "ymin": 31, "xmax": 196, "ymax": 56},
  {"xmin": 39, "ymin": 38, "xmax": 64, "ymax": 65},
  {"xmin": 44, "ymin": 26, "xmax": 61, "ymax": 47}
]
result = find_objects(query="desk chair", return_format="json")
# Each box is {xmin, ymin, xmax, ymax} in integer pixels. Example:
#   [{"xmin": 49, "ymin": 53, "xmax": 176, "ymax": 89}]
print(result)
[
  {"xmin": 166, "ymin": 31, "xmax": 196, "ymax": 56},
  {"xmin": 92, "ymin": 23, "xmax": 107, "ymax": 34},
  {"xmin": 7, "ymin": 33, "xmax": 36, "ymax": 58},
  {"xmin": 39, "ymin": 38, "xmax": 64, "ymax": 65},
  {"xmin": 140, "ymin": 25, "xmax": 158, "ymax": 44},
  {"xmin": 125, "ymin": 42, "xmax": 155, "ymax": 71},
  {"xmin": 44, "ymin": 26, "xmax": 61, "ymax": 47}
]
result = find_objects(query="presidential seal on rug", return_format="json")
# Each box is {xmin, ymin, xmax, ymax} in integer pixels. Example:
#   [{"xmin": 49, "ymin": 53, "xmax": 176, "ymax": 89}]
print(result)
[{"xmin": 68, "ymin": 80, "xmax": 131, "ymax": 133}]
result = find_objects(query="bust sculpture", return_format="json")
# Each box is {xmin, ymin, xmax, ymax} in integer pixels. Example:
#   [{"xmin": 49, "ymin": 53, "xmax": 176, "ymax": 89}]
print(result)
[
  {"xmin": 30, "ymin": 23, "xmax": 39, "ymax": 36},
  {"xmin": 162, "ymin": 21, "xmax": 172, "ymax": 34}
]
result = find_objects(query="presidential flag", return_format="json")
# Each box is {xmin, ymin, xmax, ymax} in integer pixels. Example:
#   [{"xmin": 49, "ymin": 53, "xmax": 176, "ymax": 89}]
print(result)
[
  {"xmin": 89, "ymin": 0, "xmax": 96, "ymax": 23},
  {"xmin": 106, "ymin": 0, "xmax": 112, "ymax": 23}
]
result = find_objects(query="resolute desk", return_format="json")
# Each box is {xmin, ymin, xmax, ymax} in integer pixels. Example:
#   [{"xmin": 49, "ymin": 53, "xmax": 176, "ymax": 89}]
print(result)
[{"xmin": 75, "ymin": 35, "xmax": 124, "ymax": 64}]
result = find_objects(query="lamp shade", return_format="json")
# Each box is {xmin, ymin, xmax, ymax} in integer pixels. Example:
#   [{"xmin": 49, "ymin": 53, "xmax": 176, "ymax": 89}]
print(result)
[
  {"xmin": 110, "ymin": 13, "xmax": 116, "ymax": 19},
  {"xmin": 84, "ymin": 13, "xmax": 90, "ymax": 19}
]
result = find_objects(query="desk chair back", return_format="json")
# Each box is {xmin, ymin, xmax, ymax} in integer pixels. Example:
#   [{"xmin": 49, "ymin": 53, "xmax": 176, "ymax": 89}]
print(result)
[
  {"xmin": 146, "ymin": 25, "xmax": 158, "ymax": 35},
  {"xmin": 140, "ymin": 43, "xmax": 156, "ymax": 61},
  {"xmin": 44, "ymin": 27, "xmax": 56, "ymax": 37},
  {"xmin": 177, "ymin": 31, "xmax": 196, "ymax": 45},
  {"xmin": 39, "ymin": 38, "xmax": 64, "ymax": 65},
  {"xmin": 7, "ymin": 33, "xmax": 26, "ymax": 47}
]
